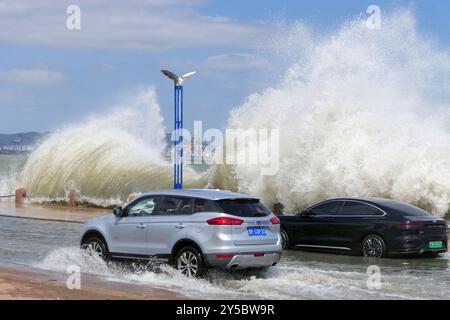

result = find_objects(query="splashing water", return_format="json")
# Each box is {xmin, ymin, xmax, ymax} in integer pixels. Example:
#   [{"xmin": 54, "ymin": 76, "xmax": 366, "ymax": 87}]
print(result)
[
  {"xmin": 0, "ymin": 155, "xmax": 25, "ymax": 197},
  {"xmin": 214, "ymin": 11, "xmax": 450, "ymax": 216},
  {"xmin": 35, "ymin": 246, "xmax": 450, "ymax": 300},
  {"xmin": 20, "ymin": 88, "xmax": 206, "ymax": 205}
]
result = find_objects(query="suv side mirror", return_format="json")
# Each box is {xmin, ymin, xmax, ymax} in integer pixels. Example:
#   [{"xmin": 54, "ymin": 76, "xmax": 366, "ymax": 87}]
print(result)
[{"xmin": 113, "ymin": 207, "xmax": 123, "ymax": 217}]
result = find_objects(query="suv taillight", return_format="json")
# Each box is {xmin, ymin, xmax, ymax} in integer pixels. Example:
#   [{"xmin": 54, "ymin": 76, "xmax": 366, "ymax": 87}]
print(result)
[
  {"xmin": 270, "ymin": 216, "xmax": 280, "ymax": 224},
  {"xmin": 207, "ymin": 217, "xmax": 244, "ymax": 225}
]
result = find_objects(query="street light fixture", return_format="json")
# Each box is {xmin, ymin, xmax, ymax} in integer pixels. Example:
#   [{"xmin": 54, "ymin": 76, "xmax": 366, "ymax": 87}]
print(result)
[{"xmin": 161, "ymin": 69, "xmax": 196, "ymax": 190}]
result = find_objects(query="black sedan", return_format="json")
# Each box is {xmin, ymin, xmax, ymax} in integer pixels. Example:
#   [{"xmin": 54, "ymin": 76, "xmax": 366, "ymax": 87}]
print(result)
[{"xmin": 279, "ymin": 198, "xmax": 448, "ymax": 257}]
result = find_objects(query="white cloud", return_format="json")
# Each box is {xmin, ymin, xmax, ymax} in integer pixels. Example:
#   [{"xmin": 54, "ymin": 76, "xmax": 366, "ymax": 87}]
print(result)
[
  {"xmin": 203, "ymin": 53, "xmax": 270, "ymax": 71},
  {"xmin": 0, "ymin": 0, "xmax": 273, "ymax": 52},
  {"xmin": 0, "ymin": 68, "xmax": 65, "ymax": 85},
  {"xmin": 90, "ymin": 63, "xmax": 116, "ymax": 72}
]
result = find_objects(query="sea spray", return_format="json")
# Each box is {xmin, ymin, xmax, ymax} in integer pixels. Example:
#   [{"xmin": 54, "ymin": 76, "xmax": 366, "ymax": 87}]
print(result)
[
  {"xmin": 21, "ymin": 87, "xmax": 206, "ymax": 205},
  {"xmin": 0, "ymin": 155, "xmax": 26, "ymax": 197},
  {"xmin": 215, "ymin": 11, "xmax": 450, "ymax": 216}
]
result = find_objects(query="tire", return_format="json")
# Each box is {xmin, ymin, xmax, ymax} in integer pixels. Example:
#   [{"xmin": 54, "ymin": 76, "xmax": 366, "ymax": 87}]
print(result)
[
  {"xmin": 280, "ymin": 229, "xmax": 290, "ymax": 250},
  {"xmin": 362, "ymin": 234, "xmax": 386, "ymax": 258},
  {"xmin": 81, "ymin": 235, "xmax": 109, "ymax": 261},
  {"xmin": 174, "ymin": 246, "xmax": 204, "ymax": 278}
]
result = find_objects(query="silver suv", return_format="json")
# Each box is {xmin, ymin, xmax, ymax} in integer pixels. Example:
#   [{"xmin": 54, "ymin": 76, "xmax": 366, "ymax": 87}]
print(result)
[{"xmin": 80, "ymin": 189, "xmax": 282, "ymax": 277}]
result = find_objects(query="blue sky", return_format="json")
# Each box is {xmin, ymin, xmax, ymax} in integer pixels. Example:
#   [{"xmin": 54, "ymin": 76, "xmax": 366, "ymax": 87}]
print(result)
[{"xmin": 0, "ymin": 0, "xmax": 449, "ymax": 134}]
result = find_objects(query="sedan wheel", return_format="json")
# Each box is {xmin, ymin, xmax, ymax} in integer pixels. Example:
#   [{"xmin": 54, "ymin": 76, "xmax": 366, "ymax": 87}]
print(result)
[
  {"xmin": 362, "ymin": 235, "xmax": 386, "ymax": 258},
  {"xmin": 175, "ymin": 247, "xmax": 204, "ymax": 278},
  {"xmin": 280, "ymin": 229, "xmax": 289, "ymax": 249}
]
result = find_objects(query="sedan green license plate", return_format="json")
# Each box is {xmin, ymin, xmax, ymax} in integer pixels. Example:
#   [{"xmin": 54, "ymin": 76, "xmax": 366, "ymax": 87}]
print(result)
[{"xmin": 428, "ymin": 241, "xmax": 443, "ymax": 249}]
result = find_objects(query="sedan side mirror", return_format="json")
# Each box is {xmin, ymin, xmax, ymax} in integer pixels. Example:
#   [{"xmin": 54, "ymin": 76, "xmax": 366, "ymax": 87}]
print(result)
[
  {"xmin": 299, "ymin": 210, "xmax": 311, "ymax": 217},
  {"xmin": 113, "ymin": 207, "xmax": 123, "ymax": 217}
]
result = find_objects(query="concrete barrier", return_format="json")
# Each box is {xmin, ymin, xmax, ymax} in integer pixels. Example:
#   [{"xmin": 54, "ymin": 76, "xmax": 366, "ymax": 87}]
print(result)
[
  {"xmin": 15, "ymin": 188, "xmax": 27, "ymax": 205},
  {"xmin": 273, "ymin": 202, "xmax": 284, "ymax": 215},
  {"xmin": 69, "ymin": 191, "xmax": 78, "ymax": 207}
]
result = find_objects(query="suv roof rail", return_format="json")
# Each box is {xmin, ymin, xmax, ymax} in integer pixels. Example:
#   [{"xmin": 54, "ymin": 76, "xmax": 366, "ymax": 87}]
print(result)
[{"xmin": 187, "ymin": 188, "xmax": 231, "ymax": 192}]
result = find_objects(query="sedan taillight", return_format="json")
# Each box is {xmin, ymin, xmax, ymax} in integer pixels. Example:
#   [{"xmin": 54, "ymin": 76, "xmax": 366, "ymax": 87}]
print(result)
[
  {"xmin": 394, "ymin": 223, "xmax": 424, "ymax": 229},
  {"xmin": 207, "ymin": 217, "xmax": 244, "ymax": 225},
  {"xmin": 270, "ymin": 216, "xmax": 280, "ymax": 224}
]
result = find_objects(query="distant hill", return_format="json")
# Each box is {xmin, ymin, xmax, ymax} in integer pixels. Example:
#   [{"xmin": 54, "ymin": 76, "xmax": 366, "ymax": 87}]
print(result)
[{"xmin": 0, "ymin": 132, "xmax": 48, "ymax": 146}]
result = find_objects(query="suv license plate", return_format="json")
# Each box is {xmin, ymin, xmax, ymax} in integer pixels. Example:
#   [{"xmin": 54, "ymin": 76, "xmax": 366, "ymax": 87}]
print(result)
[
  {"xmin": 429, "ymin": 241, "xmax": 443, "ymax": 249},
  {"xmin": 248, "ymin": 227, "xmax": 267, "ymax": 236}
]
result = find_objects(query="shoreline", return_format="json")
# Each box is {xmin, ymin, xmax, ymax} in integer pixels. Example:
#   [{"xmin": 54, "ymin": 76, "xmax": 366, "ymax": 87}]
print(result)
[
  {"xmin": 2, "ymin": 199, "xmax": 450, "ymax": 223},
  {"xmin": 0, "ymin": 199, "xmax": 108, "ymax": 223},
  {"xmin": 0, "ymin": 262, "xmax": 186, "ymax": 300}
]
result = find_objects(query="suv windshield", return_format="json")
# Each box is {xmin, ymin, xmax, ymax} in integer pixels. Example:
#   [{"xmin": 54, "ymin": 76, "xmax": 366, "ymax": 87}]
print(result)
[{"xmin": 216, "ymin": 199, "xmax": 271, "ymax": 217}]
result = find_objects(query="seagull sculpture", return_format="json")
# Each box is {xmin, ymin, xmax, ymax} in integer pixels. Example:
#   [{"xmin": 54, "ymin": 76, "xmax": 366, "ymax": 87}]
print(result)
[{"xmin": 161, "ymin": 70, "xmax": 197, "ymax": 86}]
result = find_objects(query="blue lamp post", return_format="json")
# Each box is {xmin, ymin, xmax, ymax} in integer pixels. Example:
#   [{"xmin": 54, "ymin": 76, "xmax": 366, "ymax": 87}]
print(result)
[{"xmin": 161, "ymin": 69, "xmax": 196, "ymax": 190}]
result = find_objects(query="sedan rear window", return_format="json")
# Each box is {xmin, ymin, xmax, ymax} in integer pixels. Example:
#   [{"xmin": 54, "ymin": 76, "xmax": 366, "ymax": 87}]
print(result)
[
  {"xmin": 383, "ymin": 202, "xmax": 432, "ymax": 217},
  {"xmin": 216, "ymin": 199, "xmax": 271, "ymax": 217}
]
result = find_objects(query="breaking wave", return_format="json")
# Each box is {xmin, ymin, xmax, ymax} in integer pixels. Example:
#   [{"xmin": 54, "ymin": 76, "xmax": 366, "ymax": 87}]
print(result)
[
  {"xmin": 213, "ymin": 11, "xmax": 450, "ymax": 216},
  {"xmin": 20, "ymin": 87, "xmax": 206, "ymax": 205}
]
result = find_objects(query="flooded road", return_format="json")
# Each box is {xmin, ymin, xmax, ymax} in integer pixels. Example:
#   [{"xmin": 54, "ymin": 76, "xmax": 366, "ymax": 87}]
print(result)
[{"xmin": 0, "ymin": 215, "xmax": 448, "ymax": 299}]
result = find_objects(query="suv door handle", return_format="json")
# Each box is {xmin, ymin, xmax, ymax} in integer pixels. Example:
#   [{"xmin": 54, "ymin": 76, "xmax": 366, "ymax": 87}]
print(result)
[
  {"xmin": 175, "ymin": 224, "xmax": 185, "ymax": 229},
  {"xmin": 137, "ymin": 224, "xmax": 147, "ymax": 230}
]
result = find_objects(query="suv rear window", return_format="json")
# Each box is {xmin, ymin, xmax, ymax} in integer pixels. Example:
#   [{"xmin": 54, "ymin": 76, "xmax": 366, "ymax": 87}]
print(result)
[
  {"xmin": 216, "ymin": 199, "xmax": 271, "ymax": 217},
  {"xmin": 194, "ymin": 198, "xmax": 219, "ymax": 213}
]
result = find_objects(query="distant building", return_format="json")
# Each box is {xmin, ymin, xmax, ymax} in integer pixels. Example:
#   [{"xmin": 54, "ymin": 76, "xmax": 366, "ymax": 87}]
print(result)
[
  {"xmin": 0, "ymin": 132, "xmax": 47, "ymax": 155},
  {"xmin": 164, "ymin": 133, "xmax": 216, "ymax": 164}
]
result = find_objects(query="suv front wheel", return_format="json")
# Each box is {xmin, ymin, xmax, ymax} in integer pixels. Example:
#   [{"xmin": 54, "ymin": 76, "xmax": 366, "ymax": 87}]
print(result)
[
  {"xmin": 81, "ymin": 235, "xmax": 108, "ymax": 260},
  {"xmin": 174, "ymin": 246, "xmax": 204, "ymax": 278}
]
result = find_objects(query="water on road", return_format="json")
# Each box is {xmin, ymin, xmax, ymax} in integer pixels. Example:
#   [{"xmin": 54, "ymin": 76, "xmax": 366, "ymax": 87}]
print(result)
[{"xmin": 0, "ymin": 215, "xmax": 448, "ymax": 299}]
